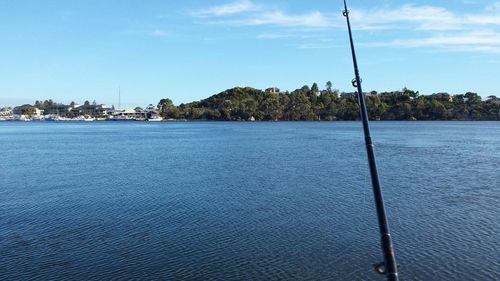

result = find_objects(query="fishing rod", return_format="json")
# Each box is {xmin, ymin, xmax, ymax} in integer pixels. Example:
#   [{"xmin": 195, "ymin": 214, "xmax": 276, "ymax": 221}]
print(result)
[{"xmin": 342, "ymin": 1, "xmax": 399, "ymax": 280}]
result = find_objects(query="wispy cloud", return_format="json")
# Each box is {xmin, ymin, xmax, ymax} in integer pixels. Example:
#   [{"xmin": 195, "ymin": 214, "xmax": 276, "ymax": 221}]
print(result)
[
  {"xmin": 348, "ymin": 4, "xmax": 500, "ymax": 31},
  {"xmin": 373, "ymin": 31, "xmax": 500, "ymax": 53},
  {"xmin": 464, "ymin": 15, "xmax": 500, "ymax": 25},
  {"xmin": 193, "ymin": 0, "xmax": 259, "ymax": 17},
  {"xmin": 297, "ymin": 43, "xmax": 336, "ymax": 49},
  {"xmin": 349, "ymin": 5, "xmax": 460, "ymax": 31},
  {"xmin": 192, "ymin": 0, "xmax": 335, "ymax": 28},
  {"xmin": 256, "ymin": 32, "xmax": 329, "ymax": 40},
  {"xmin": 257, "ymin": 33, "xmax": 293, "ymax": 39},
  {"xmin": 151, "ymin": 29, "xmax": 168, "ymax": 37},
  {"xmin": 352, "ymin": 3, "xmax": 500, "ymax": 53},
  {"xmin": 221, "ymin": 11, "xmax": 336, "ymax": 28},
  {"xmin": 191, "ymin": 1, "xmax": 500, "ymax": 53},
  {"xmin": 486, "ymin": 2, "xmax": 500, "ymax": 12},
  {"xmin": 194, "ymin": 1, "xmax": 500, "ymax": 30}
]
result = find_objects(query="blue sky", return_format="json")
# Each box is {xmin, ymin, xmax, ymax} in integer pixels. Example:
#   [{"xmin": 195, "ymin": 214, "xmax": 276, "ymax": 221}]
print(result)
[{"xmin": 1, "ymin": 0, "xmax": 499, "ymax": 107}]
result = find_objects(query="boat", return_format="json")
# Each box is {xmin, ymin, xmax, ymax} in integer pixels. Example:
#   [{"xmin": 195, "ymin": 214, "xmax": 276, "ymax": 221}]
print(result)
[
  {"xmin": 18, "ymin": 115, "xmax": 32, "ymax": 121},
  {"xmin": 31, "ymin": 115, "xmax": 45, "ymax": 121},
  {"xmin": 83, "ymin": 116, "xmax": 95, "ymax": 122},
  {"xmin": 45, "ymin": 115, "xmax": 67, "ymax": 121},
  {"xmin": 147, "ymin": 116, "xmax": 163, "ymax": 122}
]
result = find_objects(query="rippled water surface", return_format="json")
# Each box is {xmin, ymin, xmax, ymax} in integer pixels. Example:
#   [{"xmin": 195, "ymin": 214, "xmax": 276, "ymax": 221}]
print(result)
[{"xmin": 1, "ymin": 121, "xmax": 499, "ymax": 280}]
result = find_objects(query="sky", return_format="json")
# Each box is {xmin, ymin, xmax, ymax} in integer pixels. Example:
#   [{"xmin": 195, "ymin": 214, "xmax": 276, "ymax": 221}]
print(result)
[{"xmin": 0, "ymin": 0, "xmax": 499, "ymax": 108}]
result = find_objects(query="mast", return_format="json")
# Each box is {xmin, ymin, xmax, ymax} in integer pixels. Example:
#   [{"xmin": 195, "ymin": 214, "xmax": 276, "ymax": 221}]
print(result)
[
  {"xmin": 342, "ymin": 1, "xmax": 399, "ymax": 280},
  {"xmin": 119, "ymin": 86, "xmax": 121, "ymax": 110}
]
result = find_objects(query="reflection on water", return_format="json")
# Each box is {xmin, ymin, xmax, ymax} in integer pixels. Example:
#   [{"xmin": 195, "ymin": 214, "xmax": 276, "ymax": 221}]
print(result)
[{"xmin": 1, "ymin": 121, "xmax": 499, "ymax": 280}]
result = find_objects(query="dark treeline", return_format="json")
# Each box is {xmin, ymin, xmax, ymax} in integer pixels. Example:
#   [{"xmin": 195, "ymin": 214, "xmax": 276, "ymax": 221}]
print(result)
[{"xmin": 158, "ymin": 82, "xmax": 500, "ymax": 121}]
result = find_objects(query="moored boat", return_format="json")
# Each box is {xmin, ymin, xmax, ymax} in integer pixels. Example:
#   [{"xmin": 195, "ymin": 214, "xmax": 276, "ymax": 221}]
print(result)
[{"xmin": 147, "ymin": 116, "xmax": 163, "ymax": 122}]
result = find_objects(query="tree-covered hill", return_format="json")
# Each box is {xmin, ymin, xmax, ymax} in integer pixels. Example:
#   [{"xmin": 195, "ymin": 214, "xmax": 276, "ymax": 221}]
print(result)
[{"xmin": 158, "ymin": 83, "xmax": 500, "ymax": 121}]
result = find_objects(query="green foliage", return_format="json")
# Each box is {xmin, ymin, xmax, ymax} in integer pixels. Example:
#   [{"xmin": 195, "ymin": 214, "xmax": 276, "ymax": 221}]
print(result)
[
  {"xmin": 158, "ymin": 98, "xmax": 176, "ymax": 118},
  {"xmin": 21, "ymin": 106, "xmax": 36, "ymax": 117},
  {"xmin": 155, "ymin": 83, "xmax": 499, "ymax": 121}
]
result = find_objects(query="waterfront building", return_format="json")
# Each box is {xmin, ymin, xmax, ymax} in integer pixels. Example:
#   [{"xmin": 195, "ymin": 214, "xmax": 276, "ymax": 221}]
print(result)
[
  {"xmin": 0, "ymin": 107, "xmax": 13, "ymax": 116},
  {"xmin": 143, "ymin": 104, "xmax": 160, "ymax": 119},
  {"xmin": 112, "ymin": 108, "xmax": 136, "ymax": 120},
  {"xmin": 70, "ymin": 104, "xmax": 112, "ymax": 117},
  {"xmin": 12, "ymin": 105, "xmax": 44, "ymax": 117},
  {"xmin": 43, "ymin": 104, "xmax": 70, "ymax": 116},
  {"xmin": 265, "ymin": 87, "xmax": 280, "ymax": 94}
]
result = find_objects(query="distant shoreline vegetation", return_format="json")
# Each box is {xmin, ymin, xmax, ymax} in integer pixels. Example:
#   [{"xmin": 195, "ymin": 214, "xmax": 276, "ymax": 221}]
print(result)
[
  {"xmin": 158, "ymin": 83, "xmax": 500, "ymax": 121},
  {"xmin": 2, "ymin": 82, "xmax": 499, "ymax": 121}
]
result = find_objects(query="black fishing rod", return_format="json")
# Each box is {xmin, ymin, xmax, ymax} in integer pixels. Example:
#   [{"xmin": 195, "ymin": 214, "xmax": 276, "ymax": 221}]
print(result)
[{"xmin": 342, "ymin": 1, "xmax": 399, "ymax": 280}]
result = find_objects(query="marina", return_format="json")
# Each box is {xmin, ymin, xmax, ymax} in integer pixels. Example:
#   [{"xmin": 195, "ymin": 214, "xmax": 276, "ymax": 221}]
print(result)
[{"xmin": 0, "ymin": 104, "xmax": 163, "ymax": 122}]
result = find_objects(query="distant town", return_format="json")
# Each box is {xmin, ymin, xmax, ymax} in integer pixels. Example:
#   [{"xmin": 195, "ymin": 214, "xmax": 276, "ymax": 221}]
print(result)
[
  {"xmin": 1, "ymin": 83, "xmax": 500, "ymax": 122},
  {"xmin": 0, "ymin": 100, "xmax": 165, "ymax": 122}
]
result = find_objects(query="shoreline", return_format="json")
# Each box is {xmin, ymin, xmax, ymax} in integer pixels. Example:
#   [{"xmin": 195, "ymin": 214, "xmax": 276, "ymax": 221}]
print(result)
[{"xmin": 2, "ymin": 119, "xmax": 499, "ymax": 123}]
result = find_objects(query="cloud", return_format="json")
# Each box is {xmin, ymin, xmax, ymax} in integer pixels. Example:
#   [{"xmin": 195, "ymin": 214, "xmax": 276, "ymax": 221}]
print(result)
[
  {"xmin": 256, "ymin": 32, "xmax": 329, "ymax": 40},
  {"xmin": 192, "ymin": 1, "xmax": 336, "ymax": 28},
  {"xmin": 151, "ymin": 29, "xmax": 168, "ymax": 37},
  {"xmin": 257, "ymin": 33, "xmax": 292, "ymax": 39},
  {"xmin": 465, "ymin": 2, "xmax": 500, "ymax": 25},
  {"xmin": 374, "ymin": 31, "xmax": 500, "ymax": 53},
  {"xmin": 353, "ymin": 3, "xmax": 500, "ymax": 53},
  {"xmin": 486, "ymin": 2, "xmax": 500, "ymax": 12},
  {"xmin": 465, "ymin": 13, "xmax": 500, "ymax": 25},
  {"xmin": 194, "ymin": 2, "xmax": 500, "ymax": 30},
  {"xmin": 349, "ymin": 5, "xmax": 460, "ymax": 31},
  {"xmin": 191, "ymin": 1, "xmax": 500, "ymax": 53},
  {"xmin": 225, "ymin": 11, "xmax": 336, "ymax": 28},
  {"xmin": 336, "ymin": 4, "xmax": 500, "ymax": 52},
  {"xmin": 348, "ymin": 4, "xmax": 500, "ymax": 31},
  {"xmin": 193, "ymin": 0, "xmax": 259, "ymax": 17},
  {"xmin": 297, "ymin": 43, "xmax": 335, "ymax": 49}
]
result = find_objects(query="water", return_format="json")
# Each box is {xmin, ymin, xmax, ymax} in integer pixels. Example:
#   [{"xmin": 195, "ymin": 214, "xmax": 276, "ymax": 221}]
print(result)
[{"xmin": 1, "ymin": 121, "xmax": 499, "ymax": 280}]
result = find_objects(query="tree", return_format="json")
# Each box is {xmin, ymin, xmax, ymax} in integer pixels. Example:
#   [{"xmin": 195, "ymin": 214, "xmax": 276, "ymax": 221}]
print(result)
[
  {"xmin": 311, "ymin": 83, "xmax": 319, "ymax": 94},
  {"xmin": 465, "ymin": 92, "xmax": 481, "ymax": 105},
  {"xmin": 261, "ymin": 93, "xmax": 283, "ymax": 120},
  {"xmin": 149, "ymin": 85, "xmax": 497, "ymax": 121},
  {"xmin": 286, "ymin": 92, "xmax": 314, "ymax": 120},
  {"xmin": 403, "ymin": 88, "xmax": 419, "ymax": 99},
  {"xmin": 325, "ymin": 81, "xmax": 333, "ymax": 92},
  {"xmin": 22, "ymin": 106, "xmax": 36, "ymax": 117},
  {"xmin": 487, "ymin": 95, "xmax": 498, "ymax": 102},
  {"xmin": 158, "ymin": 98, "xmax": 175, "ymax": 118},
  {"xmin": 430, "ymin": 100, "xmax": 447, "ymax": 119}
]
